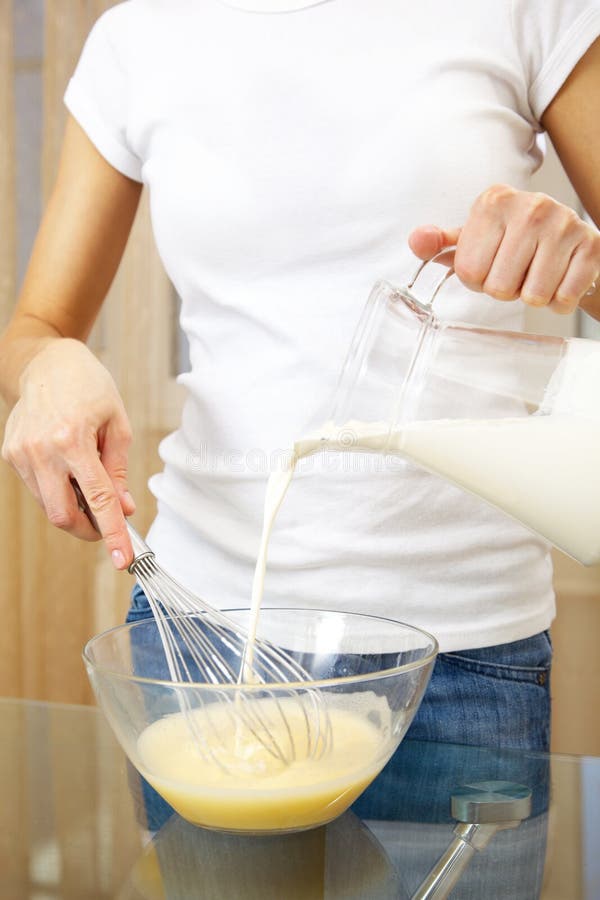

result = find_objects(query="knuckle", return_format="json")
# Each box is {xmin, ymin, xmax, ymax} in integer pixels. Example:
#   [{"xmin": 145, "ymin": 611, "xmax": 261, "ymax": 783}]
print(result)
[
  {"xmin": 521, "ymin": 192, "xmax": 555, "ymax": 227},
  {"xmin": 557, "ymin": 207, "xmax": 582, "ymax": 236},
  {"xmin": 520, "ymin": 290, "xmax": 549, "ymax": 307},
  {"xmin": 47, "ymin": 506, "xmax": 76, "ymax": 530},
  {"xmin": 119, "ymin": 430, "xmax": 133, "ymax": 449},
  {"xmin": 51, "ymin": 424, "xmax": 81, "ymax": 453},
  {"xmin": 554, "ymin": 289, "xmax": 577, "ymax": 305},
  {"xmin": 453, "ymin": 258, "xmax": 484, "ymax": 287},
  {"xmin": 119, "ymin": 421, "xmax": 133, "ymax": 445},
  {"xmin": 102, "ymin": 527, "xmax": 126, "ymax": 548},
  {"xmin": 23, "ymin": 436, "xmax": 49, "ymax": 460},
  {"xmin": 86, "ymin": 485, "xmax": 117, "ymax": 513},
  {"xmin": 7, "ymin": 449, "xmax": 26, "ymax": 472},
  {"xmin": 1, "ymin": 439, "xmax": 14, "ymax": 463},
  {"xmin": 482, "ymin": 273, "xmax": 518, "ymax": 300},
  {"xmin": 105, "ymin": 420, "xmax": 133, "ymax": 453},
  {"xmin": 580, "ymin": 231, "xmax": 600, "ymax": 260},
  {"xmin": 475, "ymin": 183, "xmax": 515, "ymax": 211},
  {"xmin": 482, "ymin": 278, "xmax": 518, "ymax": 301},
  {"xmin": 551, "ymin": 295, "xmax": 577, "ymax": 314},
  {"xmin": 111, "ymin": 415, "xmax": 133, "ymax": 446},
  {"xmin": 110, "ymin": 463, "xmax": 129, "ymax": 484}
]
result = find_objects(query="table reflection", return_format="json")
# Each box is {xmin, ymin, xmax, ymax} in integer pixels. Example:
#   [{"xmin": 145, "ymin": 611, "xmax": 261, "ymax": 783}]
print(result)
[
  {"xmin": 124, "ymin": 737, "xmax": 549, "ymax": 899},
  {"xmin": 117, "ymin": 811, "xmax": 407, "ymax": 900},
  {"xmin": 3, "ymin": 700, "xmax": 590, "ymax": 899}
]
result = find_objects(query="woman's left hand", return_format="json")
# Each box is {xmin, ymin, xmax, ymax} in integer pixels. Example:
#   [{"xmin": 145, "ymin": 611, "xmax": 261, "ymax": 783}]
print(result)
[{"xmin": 408, "ymin": 184, "xmax": 600, "ymax": 315}]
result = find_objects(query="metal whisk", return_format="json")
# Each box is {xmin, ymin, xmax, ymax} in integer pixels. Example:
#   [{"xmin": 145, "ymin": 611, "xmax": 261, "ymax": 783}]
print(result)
[{"xmin": 72, "ymin": 481, "xmax": 332, "ymax": 772}]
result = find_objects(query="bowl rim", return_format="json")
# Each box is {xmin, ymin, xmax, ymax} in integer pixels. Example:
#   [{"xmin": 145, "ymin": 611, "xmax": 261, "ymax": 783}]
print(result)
[{"xmin": 82, "ymin": 606, "xmax": 439, "ymax": 691}]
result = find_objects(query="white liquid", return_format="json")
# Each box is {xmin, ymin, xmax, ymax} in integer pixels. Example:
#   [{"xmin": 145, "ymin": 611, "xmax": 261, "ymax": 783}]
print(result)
[
  {"xmin": 397, "ymin": 415, "xmax": 600, "ymax": 566},
  {"xmin": 244, "ymin": 463, "xmax": 297, "ymax": 672},
  {"xmin": 249, "ymin": 411, "xmax": 600, "ymax": 629}
]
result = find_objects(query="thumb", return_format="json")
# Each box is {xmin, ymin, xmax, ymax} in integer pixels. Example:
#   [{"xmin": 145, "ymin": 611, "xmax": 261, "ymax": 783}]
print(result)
[
  {"xmin": 100, "ymin": 421, "xmax": 136, "ymax": 517},
  {"xmin": 408, "ymin": 225, "xmax": 461, "ymax": 263}
]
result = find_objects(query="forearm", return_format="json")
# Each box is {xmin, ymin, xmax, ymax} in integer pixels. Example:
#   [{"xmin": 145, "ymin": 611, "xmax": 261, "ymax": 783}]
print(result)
[
  {"xmin": 1, "ymin": 116, "xmax": 142, "ymax": 409},
  {"xmin": 542, "ymin": 37, "xmax": 600, "ymax": 322}
]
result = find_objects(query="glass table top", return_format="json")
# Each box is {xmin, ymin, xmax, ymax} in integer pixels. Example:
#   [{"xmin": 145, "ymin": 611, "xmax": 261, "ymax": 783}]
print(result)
[{"xmin": 1, "ymin": 698, "xmax": 598, "ymax": 899}]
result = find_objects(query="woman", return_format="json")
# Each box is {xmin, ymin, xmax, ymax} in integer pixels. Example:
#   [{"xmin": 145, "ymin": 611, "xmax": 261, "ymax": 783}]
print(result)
[{"xmin": 2, "ymin": 0, "xmax": 600, "ymax": 752}]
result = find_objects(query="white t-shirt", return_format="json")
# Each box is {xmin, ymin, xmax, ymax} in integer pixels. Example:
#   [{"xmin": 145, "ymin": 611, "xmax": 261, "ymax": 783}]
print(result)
[{"xmin": 65, "ymin": 0, "xmax": 600, "ymax": 651}]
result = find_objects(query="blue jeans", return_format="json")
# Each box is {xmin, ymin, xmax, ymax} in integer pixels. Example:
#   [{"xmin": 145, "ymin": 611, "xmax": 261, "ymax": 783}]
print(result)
[{"xmin": 354, "ymin": 627, "xmax": 552, "ymax": 834}]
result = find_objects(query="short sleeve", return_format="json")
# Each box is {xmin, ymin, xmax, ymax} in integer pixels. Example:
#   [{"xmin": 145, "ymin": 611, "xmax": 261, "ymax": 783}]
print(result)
[
  {"xmin": 64, "ymin": 6, "xmax": 142, "ymax": 181},
  {"xmin": 511, "ymin": 0, "xmax": 600, "ymax": 123}
]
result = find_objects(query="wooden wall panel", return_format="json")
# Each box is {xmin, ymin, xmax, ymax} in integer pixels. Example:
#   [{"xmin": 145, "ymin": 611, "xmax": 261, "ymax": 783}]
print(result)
[
  {"xmin": 0, "ymin": 1, "xmax": 181, "ymax": 704},
  {"xmin": 42, "ymin": 0, "xmax": 114, "ymax": 202},
  {"xmin": 0, "ymin": 0, "xmax": 22, "ymax": 698},
  {"xmin": 551, "ymin": 553, "xmax": 600, "ymax": 756}
]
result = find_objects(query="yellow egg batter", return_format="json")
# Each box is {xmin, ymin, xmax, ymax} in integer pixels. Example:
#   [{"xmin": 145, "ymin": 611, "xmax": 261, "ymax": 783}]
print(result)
[{"xmin": 137, "ymin": 697, "xmax": 386, "ymax": 832}]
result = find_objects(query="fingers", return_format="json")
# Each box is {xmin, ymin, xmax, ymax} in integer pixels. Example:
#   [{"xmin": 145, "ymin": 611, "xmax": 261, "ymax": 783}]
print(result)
[
  {"xmin": 408, "ymin": 226, "xmax": 461, "ymax": 266},
  {"xmin": 479, "ymin": 229, "xmax": 538, "ymax": 301},
  {"xmin": 35, "ymin": 467, "xmax": 99, "ymax": 541},
  {"xmin": 3, "ymin": 447, "xmax": 44, "ymax": 509},
  {"xmin": 519, "ymin": 240, "xmax": 571, "ymax": 312},
  {"xmin": 99, "ymin": 417, "xmax": 136, "ymax": 517},
  {"xmin": 1, "ymin": 407, "xmax": 43, "ymax": 505},
  {"xmin": 454, "ymin": 192, "xmax": 524, "ymax": 300},
  {"xmin": 3, "ymin": 425, "xmax": 102, "ymax": 541},
  {"xmin": 2, "ymin": 403, "xmax": 134, "ymax": 568},
  {"xmin": 412, "ymin": 185, "xmax": 600, "ymax": 315},
  {"xmin": 550, "ymin": 245, "xmax": 600, "ymax": 315},
  {"xmin": 70, "ymin": 453, "xmax": 133, "ymax": 568}
]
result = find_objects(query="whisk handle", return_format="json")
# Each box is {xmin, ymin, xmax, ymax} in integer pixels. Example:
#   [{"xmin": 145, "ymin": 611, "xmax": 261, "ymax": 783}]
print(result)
[{"xmin": 70, "ymin": 478, "xmax": 154, "ymax": 572}]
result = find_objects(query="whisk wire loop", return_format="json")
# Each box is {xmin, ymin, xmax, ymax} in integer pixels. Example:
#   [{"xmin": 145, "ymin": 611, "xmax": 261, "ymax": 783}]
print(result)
[
  {"xmin": 129, "ymin": 536, "xmax": 332, "ymax": 771},
  {"xmin": 71, "ymin": 479, "xmax": 331, "ymax": 773}
]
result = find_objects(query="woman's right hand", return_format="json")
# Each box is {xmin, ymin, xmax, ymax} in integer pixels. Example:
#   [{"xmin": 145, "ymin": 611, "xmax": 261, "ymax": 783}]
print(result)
[
  {"xmin": 0, "ymin": 115, "xmax": 143, "ymax": 569},
  {"xmin": 2, "ymin": 337, "xmax": 135, "ymax": 569}
]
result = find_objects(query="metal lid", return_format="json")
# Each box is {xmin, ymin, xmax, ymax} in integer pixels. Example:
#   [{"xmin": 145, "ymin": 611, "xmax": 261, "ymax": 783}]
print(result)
[{"xmin": 451, "ymin": 781, "xmax": 532, "ymax": 824}]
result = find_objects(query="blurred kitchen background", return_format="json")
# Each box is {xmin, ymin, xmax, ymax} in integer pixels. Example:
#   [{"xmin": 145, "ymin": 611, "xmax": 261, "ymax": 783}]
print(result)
[{"xmin": 0, "ymin": 1, "xmax": 599, "ymax": 760}]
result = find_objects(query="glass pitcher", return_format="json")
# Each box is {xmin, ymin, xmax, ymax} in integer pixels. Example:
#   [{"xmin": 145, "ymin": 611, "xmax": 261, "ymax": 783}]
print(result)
[{"xmin": 313, "ymin": 253, "xmax": 600, "ymax": 566}]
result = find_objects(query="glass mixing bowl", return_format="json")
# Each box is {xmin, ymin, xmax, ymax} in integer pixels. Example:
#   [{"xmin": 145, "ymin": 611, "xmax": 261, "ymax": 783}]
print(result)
[{"xmin": 83, "ymin": 608, "xmax": 437, "ymax": 835}]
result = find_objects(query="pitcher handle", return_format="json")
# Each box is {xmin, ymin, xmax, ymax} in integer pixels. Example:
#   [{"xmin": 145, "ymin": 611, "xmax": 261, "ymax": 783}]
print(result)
[{"xmin": 407, "ymin": 246, "xmax": 457, "ymax": 307}]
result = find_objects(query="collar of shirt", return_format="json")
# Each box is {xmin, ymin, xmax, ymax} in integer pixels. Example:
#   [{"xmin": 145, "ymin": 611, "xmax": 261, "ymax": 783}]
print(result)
[{"xmin": 216, "ymin": 0, "xmax": 334, "ymax": 12}]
